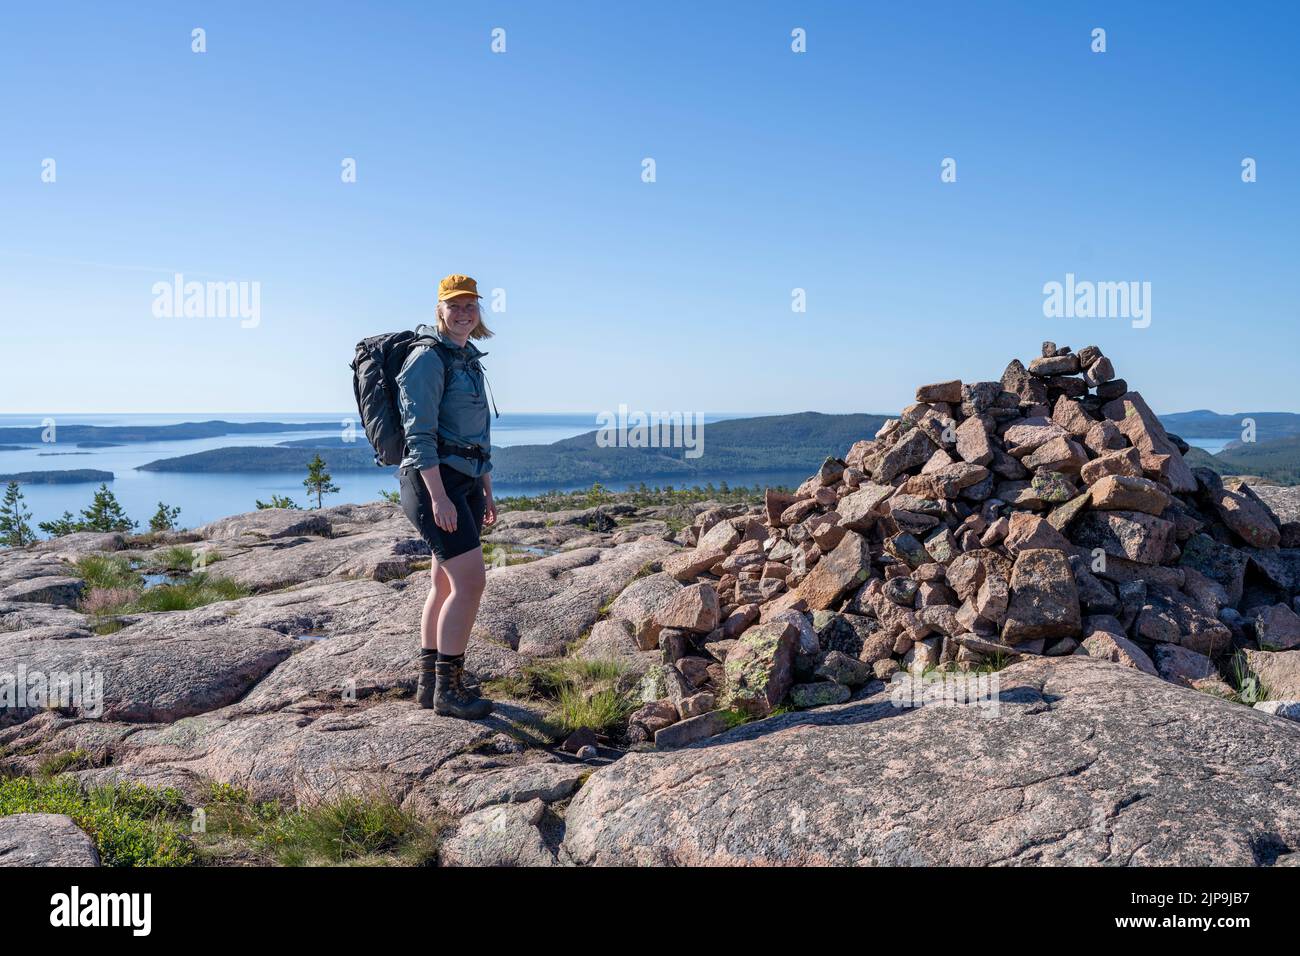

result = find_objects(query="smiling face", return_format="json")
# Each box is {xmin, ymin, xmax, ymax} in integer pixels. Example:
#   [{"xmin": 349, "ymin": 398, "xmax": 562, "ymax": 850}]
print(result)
[{"xmin": 438, "ymin": 296, "xmax": 481, "ymax": 342}]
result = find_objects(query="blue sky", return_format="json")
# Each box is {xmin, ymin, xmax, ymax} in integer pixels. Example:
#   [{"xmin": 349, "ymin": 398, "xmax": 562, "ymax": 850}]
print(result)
[{"xmin": 2, "ymin": 1, "xmax": 1296, "ymax": 416}]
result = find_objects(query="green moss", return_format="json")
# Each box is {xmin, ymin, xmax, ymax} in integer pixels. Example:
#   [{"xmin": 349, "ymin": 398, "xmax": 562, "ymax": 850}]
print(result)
[{"xmin": 717, "ymin": 708, "xmax": 752, "ymax": 729}]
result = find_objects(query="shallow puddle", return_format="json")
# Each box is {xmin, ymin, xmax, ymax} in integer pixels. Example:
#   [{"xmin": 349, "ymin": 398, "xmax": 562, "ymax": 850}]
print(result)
[{"xmin": 141, "ymin": 572, "xmax": 187, "ymax": 589}]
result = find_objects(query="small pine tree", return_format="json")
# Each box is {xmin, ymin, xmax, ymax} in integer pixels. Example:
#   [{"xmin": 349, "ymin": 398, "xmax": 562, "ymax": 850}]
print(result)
[
  {"xmin": 255, "ymin": 494, "xmax": 301, "ymax": 510},
  {"xmin": 38, "ymin": 510, "xmax": 81, "ymax": 537},
  {"xmin": 79, "ymin": 484, "xmax": 137, "ymax": 532},
  {"xmin": 149, "ymin": 501, "xmax": 182, "ymax": 533},
  {"xmin": 0, "ymin": 481, "xmax": 36, "ymax": 547},
  {"xmin": 303, "ymin": 455, "xmax": 339, "ymax": 509}
]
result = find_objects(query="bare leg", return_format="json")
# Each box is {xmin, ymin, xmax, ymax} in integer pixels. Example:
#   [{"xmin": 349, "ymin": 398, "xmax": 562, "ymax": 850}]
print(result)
[
  {"xmin": 420, "ymin": 563, "xmax": 451, "ymax": 651},
  {"xmin": 435, "ymin": 548, "xmax": 487, "ymax": 656}
]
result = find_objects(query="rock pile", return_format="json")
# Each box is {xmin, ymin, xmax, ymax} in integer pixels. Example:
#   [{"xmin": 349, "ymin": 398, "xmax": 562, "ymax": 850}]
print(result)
[{"xmin": 623, "ymin": 343, "xmax": 1300, "ymax": 744}]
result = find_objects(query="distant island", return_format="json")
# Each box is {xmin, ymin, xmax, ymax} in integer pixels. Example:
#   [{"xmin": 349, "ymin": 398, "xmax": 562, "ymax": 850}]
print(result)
[
  {"xmin": 0, "ymin": 469, "xmax": 115, "ymax": 484},
  {"xmin": 140, "ymin": 446, "xmax": 378, "ymax": 473},
  {"xmin": 11, "ymin": 410, "xmax": 1299, "ymax": 488},
  {"xmin": 1185, "ymin": 436, "xmax": 1300, "ymax": 485},
  {"xmin": 277, "ymin": 437, "xmax": 382, "ymax": 448},
  {"xmin": 139, "ymin": 412, "xmax": 891, "ymax": 483},
  {"xmin": 0, "ymin": 420, "xmax": 338, "ymax": 444},
  {"xmin": 127, "ymin": 408, "xmax": 1300, "ymax": 487},
  {"xmin": 1160, "ymin": 410, "xmax": 1300, "ymax": 441}
]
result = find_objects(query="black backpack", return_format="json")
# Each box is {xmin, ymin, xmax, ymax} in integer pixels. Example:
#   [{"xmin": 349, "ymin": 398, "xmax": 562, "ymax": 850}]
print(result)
[{"xmin": 350, "ymin": 331, "xmax": 446, "ymax": 467}]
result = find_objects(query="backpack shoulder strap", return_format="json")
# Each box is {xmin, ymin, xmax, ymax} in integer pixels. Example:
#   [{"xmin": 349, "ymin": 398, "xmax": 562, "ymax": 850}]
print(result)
[
  {"xmin": 422, "ymin": 339, "xmax": 499, "ymax": 418},
  {"xmin": 424, "ymin": 338, "xmax": 457, "ymax": 393}
]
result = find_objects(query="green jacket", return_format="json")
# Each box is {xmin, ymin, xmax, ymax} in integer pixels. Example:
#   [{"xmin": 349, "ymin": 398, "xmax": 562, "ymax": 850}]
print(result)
[{"xmin": 396, "ymin": 324, "xmax": 492, "ymax": 478}]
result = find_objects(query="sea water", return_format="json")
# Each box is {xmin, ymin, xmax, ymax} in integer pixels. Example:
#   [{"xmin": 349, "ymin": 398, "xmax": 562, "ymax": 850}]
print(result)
[{"xmin": 0, "ymin": 412, "xmax": 785, "ymax": 528}]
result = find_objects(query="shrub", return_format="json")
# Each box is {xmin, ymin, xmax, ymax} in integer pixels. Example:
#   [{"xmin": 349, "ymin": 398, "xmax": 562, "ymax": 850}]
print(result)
[
  {"xmin": 81, "ymin": 586, "xmax": 139, "ymax": 615},
  {"xmin": 255, "ymin": 495, "xmax": 300, "ymax": 510},
  {"xmin": 0, "ymin": 776, "xmax": 193, "ymax": 867}
]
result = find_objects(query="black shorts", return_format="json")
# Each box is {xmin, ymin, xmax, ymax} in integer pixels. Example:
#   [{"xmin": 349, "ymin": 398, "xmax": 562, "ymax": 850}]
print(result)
[{"xmin": 399, "ymin": 463, "xmax": 486, "ymax": 561}]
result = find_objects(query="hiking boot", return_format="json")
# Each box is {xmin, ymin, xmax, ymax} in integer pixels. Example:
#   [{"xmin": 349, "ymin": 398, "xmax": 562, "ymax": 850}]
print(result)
[
  {"xmin": 434, "ymin": 660, "xmax": 493, "ymax": 719},
  {"xmin": 415, "ymin": 650, "xmax": 437, "ymax": 709},
  {"xmin": 450, "ymin": 657, "xmax": 483, "ymax": 700}
]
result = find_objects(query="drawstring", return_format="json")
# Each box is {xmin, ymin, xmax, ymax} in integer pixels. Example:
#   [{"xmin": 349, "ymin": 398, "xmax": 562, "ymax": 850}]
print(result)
[
  {"xmin": 482, "ymin": 366, "xmax": 500, "ymax": 419},
  {"xmin": 452, "ymin": 346, "xmax": 500, "ymax": 420}
]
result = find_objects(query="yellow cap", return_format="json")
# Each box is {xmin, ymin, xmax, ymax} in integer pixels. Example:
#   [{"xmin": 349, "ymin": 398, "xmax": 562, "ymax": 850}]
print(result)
[{"xmin": 438, "ymin": 274, "xmax": 481, "ymax": 301}]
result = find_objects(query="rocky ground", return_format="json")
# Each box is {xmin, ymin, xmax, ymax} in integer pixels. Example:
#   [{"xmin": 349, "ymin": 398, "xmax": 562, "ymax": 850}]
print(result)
[{"xmin": 2, "ymin": 344, "xmax": 1300, "ymax": 866}]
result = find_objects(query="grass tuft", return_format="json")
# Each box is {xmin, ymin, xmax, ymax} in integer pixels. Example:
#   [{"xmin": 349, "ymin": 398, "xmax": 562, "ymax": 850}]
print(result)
[
  {"xmin": 74, "ymin": 553, "xmax": 245, "ymax": 618},
  {"xmin": 72, "ymin": 554, "xmax": 138, "ymax": 591},
  {"xmin": 131, "ymin": 573, "xmax": 248, "ymax": 613},
  {"xmin": 193, "ymin": 782, "xmax": 443, "ymax": 867},
  {"xmin": 37, "ymin": 749, "xmax": 88, "ymax": 778},
  {"xmin": 556, "ymin": 686, "xmax": 633, "ymax": 734},
  {"xmin": 151, "ymin": 545, "xmax": 221, "ymax": 572},
  {"xmin": 259, "ymin": 795, "xmax": 433, "ymax": 866},
  {"xmin": 484, "ymin": 656, "xmax": 634, "ymax": 735},
  {"xmin": 1229, "ymin": 652, "xmax": 1269, "ymax": 705}
]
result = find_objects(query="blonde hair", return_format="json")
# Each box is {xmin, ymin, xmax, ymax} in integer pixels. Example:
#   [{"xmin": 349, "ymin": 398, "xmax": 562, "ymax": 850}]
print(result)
[{"xmin": 435, "ymin": 300, "xmax": 494, "ymax": 340}]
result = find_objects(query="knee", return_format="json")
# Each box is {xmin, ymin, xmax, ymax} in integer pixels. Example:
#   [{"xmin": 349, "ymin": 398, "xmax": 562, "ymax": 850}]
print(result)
[
  {"xmin": 445, "ymin": 557, "xmax": 486, "ymax": 598},
  {"xmin": 459, "ymin": 569, "xmax": 486, "ymax": 598}
]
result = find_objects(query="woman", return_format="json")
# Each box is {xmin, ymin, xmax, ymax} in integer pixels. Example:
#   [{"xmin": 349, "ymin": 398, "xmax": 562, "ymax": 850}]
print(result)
[{"xmin": 396, "ymin": 273, "xmax": 497, "ymax": 719}]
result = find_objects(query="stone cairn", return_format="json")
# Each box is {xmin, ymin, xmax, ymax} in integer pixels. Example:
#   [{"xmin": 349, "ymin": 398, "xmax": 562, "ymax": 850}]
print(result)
[{"xmin": 628, "ymin": 342, "xmax": 1300, "ymax": 746}]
